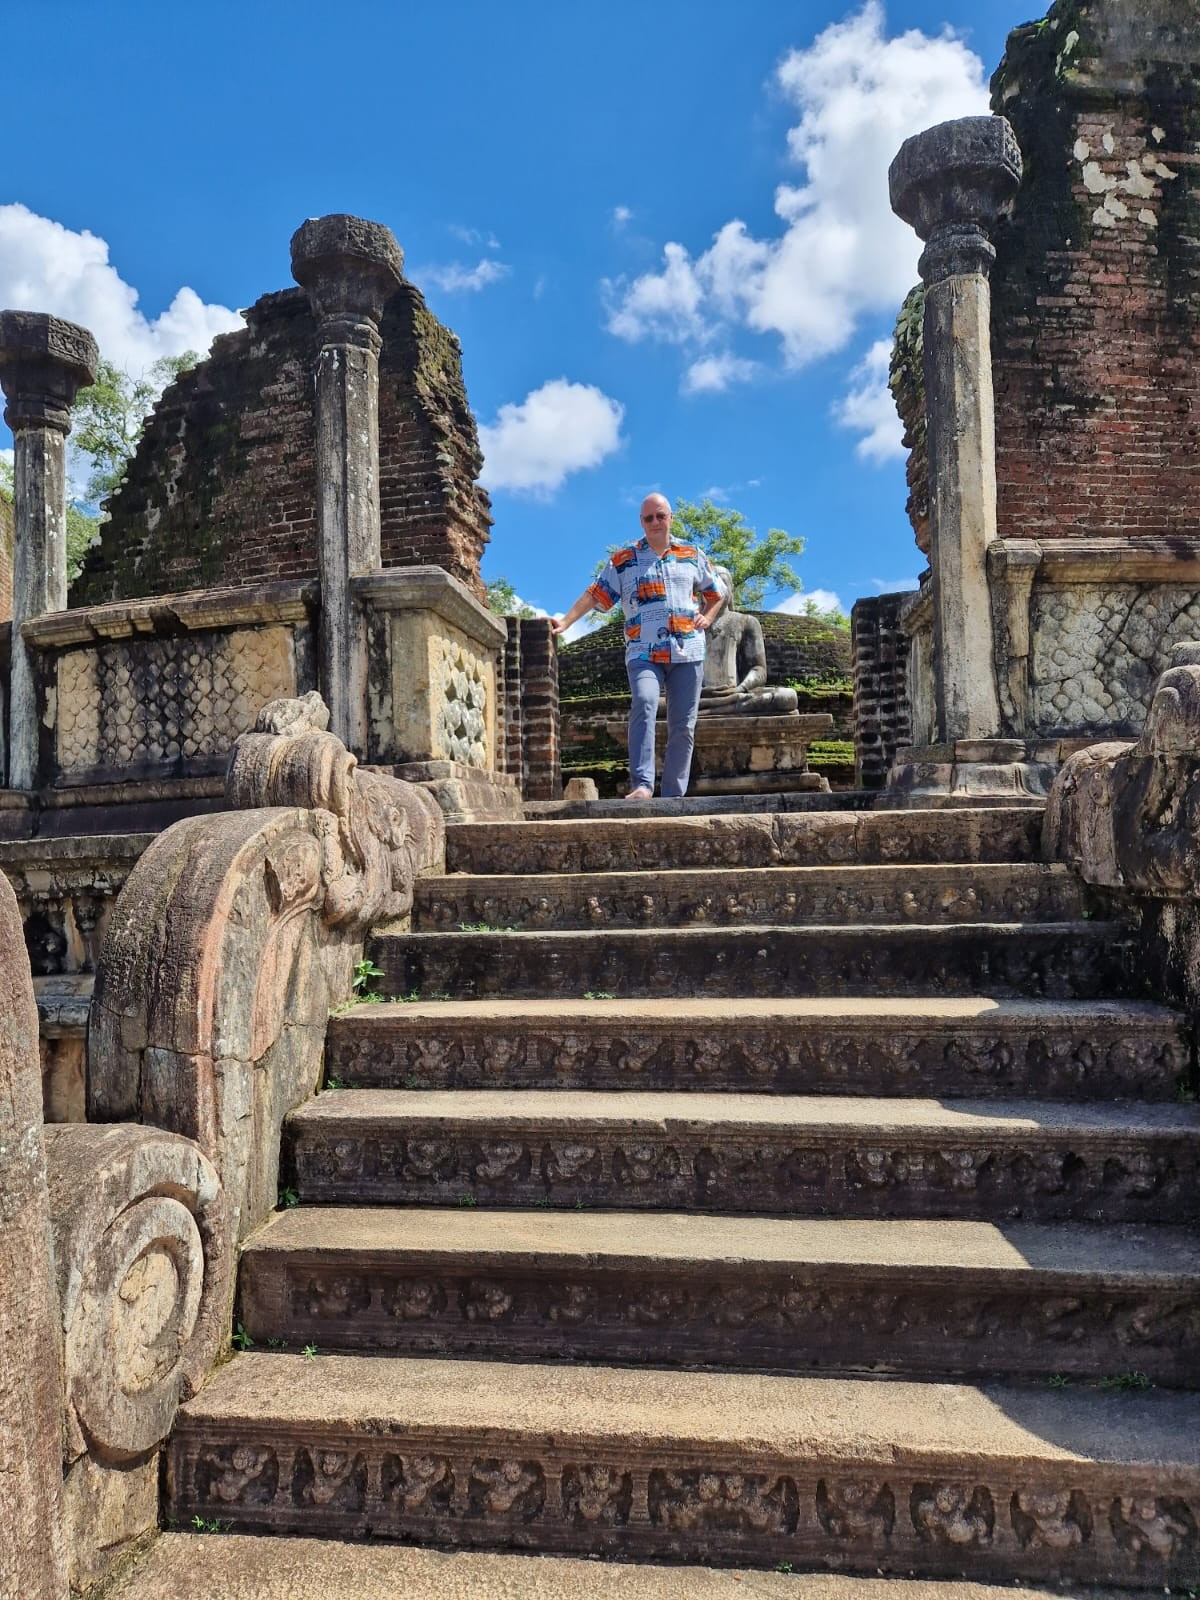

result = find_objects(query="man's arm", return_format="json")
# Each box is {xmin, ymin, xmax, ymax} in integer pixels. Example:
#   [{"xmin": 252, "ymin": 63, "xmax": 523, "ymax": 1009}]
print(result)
[{"xmin": 552, "ymin": 589, "xmax": 601, "ymax": 636}]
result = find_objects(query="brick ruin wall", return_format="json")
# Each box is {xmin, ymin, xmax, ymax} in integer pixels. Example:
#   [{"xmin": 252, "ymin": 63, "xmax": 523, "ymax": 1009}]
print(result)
[
  {"xmin": 988, "ymin": 0, "xmax": 1200, "ymax": 544},
  {"xmin": 501, "ymin": 617, "xmax": 561, "ymax": 800},
  {"xmin": 851, "ymin": 594, "xmax": 912, "ymax": 788},
  {"xmin": 69, "ymin": 284, "xmax": 492, "ymax": 607}
]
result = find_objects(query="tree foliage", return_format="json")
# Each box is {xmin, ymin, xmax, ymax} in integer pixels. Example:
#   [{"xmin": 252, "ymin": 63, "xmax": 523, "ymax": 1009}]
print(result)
[
  {"xmin": 72, "ymin": 352, "xmax": 197, "ymax": 506},
  {"xmin": 671, "ymin": 498, "xmax": 805, "ymax": 611},
  {"xmin": 485, "ymin": 575, "xmax": 538, "ymax": 618}
]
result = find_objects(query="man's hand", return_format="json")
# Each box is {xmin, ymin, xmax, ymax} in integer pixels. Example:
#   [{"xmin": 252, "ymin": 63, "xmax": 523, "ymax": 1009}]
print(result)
[{"xmin": 551, "ymin": 616, "xmax": 568, "ymax": 635}]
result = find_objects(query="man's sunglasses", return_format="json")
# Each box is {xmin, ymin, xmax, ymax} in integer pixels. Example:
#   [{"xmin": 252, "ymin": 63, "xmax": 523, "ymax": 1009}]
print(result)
[{"xmin": 641, "ymin": 512, "xmax": 669, "ymax": 522}]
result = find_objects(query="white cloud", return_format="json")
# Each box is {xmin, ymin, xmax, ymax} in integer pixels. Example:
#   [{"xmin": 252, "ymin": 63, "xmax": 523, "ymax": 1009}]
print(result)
[
  {"xmin": 605, "ymin": 4, "xmax": 986, "ymax": 377},
  {"xmin": 479, "ymin": 378, "xmax": 624, "ymax": 497},
  {"xmin": 700, "ymin": 484, "xmax": 731, "ymax": 503},
  {"xmin": 872, "ymin": 575, "xmax": 920, "ymax": 591},
  {"xmin": 448, "ymin": 224, "xmax": 501, "ymax": 250},
  {"xmin": 559, "ymin": 610, "xmax": 606, "ymax": 644},
  {"xmin": 422, "ymin": 258, "xmax": 511, "ymax": 293},
  {"xmin": 682, "ymin": 351, "xmax": 760, "ymax": 395},
  {"xmin": 612, "ymin": 206, "xmax": 633, "ymax": 228},
  {"xmin": 0, "ymin": 203, "xmax": 242, "ymax": 379},
  {"xmin": 774, "ymin": 587, "xmax": 845, "ymax": 616},
  {"xmin": 834, "ymin": 338, "xmax": 903, "ymax": 460},
  {"xmin": 605, "ymin": 242, "xmax": 707, "ymax": 344}
]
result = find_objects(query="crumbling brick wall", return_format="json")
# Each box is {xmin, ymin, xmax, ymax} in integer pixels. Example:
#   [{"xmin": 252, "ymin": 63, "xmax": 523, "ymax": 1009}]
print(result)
[
  {"xmin": 500, "ymin": 617, "xmax": 561, "ymax": 799},
  {"xmin": 851, "ymin": 594, "xmax": 912, "ymax": 788},
  {"xmin": 69, "ymin": 283, "xmax": 492, "ymax": 607},
  {"xmin": 989, "ymin": 0, "xmax": 1200, "ymax": 542}
]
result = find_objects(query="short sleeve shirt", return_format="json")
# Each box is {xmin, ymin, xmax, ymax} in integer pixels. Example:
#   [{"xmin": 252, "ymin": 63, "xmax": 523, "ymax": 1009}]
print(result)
[{"xmin": 587, "ymin": 538, "xmax": 723, "ymax": 666}]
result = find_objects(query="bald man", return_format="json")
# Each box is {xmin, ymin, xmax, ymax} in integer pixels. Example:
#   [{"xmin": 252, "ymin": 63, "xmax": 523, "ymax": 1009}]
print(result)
[{"xmin": 554, "ymin": 494, "xmax": 724, "ymax": 798}]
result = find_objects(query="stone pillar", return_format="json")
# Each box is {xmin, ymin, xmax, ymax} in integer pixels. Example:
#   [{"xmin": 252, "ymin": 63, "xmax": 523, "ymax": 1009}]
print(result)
[
  {"xmin": 0, "ymin": 313, "xmax": 98, "ymax": 789},
  {"xmin": 889, "ymin": 118, "xmax": 1021, "ymax": 745},
  {"xmin": 0, "ymin": 868, "xmax": 69, "ymax": 1598},
  {"xmin": 290, "ymin": 215, "xmax": 404, "ymax": 754}
]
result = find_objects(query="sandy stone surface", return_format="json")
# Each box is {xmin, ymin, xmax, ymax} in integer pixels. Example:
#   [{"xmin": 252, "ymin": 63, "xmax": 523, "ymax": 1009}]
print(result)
[
  {"xmin": 180, "ymin": 1353, "xmax": 1200, "ymax": 1467},
  {"xmin": 247, "ymin": 1204, "xmax": 1200, "ymax": 1280},
  {"xmin": 108, "ymin": 1534, "xmax": 1139, "ymax": 1599},
  {"xmin": 294, "ymin": 1085, "xmax": 1197, "ymax": 1135}
]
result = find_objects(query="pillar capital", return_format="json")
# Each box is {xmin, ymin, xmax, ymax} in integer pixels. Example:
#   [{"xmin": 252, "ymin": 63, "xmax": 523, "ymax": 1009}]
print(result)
[
  {"xmin": 289, "ymin": 214, "xmax": 404, "ymax": 341},
  {"xmin": 0, "ymin": 311, "xmax": 98, "ymax": 434},
  {"xmin": 889, "ymin": 117, "xmax": 1022, "ymax": 284}
]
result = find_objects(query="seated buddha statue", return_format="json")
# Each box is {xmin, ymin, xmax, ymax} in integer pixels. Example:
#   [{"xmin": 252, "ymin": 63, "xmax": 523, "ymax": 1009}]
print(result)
[{"xmin": 698, "ymin": 566, "xmax": 799, "ymax": 716}]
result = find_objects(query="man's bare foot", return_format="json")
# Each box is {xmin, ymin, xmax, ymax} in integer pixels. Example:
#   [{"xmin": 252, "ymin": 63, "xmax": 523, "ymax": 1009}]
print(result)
[{"xmin": 624, "ymin": 786, "xmax": 653, "ymax": 800}]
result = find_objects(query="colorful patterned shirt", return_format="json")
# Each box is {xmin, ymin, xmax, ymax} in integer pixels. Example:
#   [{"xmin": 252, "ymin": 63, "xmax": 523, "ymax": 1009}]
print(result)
[{"xmin": 587, "ymin": 538, "xmax": 723, "ymax": 666}]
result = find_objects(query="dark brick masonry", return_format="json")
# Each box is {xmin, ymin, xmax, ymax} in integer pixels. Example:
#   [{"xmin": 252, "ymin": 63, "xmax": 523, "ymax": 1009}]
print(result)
[{"xmin": 70, "ymin": 283, "xmax": 492, "ymax": 607}]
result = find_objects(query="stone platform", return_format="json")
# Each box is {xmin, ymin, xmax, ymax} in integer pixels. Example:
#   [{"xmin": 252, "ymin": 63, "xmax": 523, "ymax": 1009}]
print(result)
[{"xmin": 606, "ymin": 713, "xmax": 834, "ymax": 795}]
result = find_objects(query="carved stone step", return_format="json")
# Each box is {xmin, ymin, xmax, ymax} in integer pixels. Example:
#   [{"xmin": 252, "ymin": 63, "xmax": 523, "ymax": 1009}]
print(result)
[
  {"xmin": 414, "ymin": 864, "xmax": 1083, "ymax": 933},
  {"xmin": 369, "ymin": 923, "xmax": 1132, "ymax": 1002},
  {"xmin": 286, "ymin": 1091, "xmax": 1200, "ymax": 1223},
  {"xmin": 167, "ymin": 1353, "xmax": 1200, "ymax": 1587},
  {"xmin": 106, "ymin": 1531, "xmax": 1145, "ymax": 1600},
  {"xmin": 239, "ymin": 1207, "xmax": 1200, "ymax": 1385},
  {"xmin": 325, "ymin": 996, "xmax": 1188, "ymax": 1102},
  {"xmin": 446, "ymin": 808, "xmax": 1043, "ymax": 876}
]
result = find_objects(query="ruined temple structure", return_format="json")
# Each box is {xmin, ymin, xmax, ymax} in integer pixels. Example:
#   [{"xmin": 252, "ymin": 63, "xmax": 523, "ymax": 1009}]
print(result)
[
  {"xmin": 70, "ymin": 260, "xmax": 493, "ymax": 607},
  {"xmin": 857, "ymin": 0, "xmax": 1200, "ymax": 800},
  {"xmin": 5, "ymin": 7, "xmax": 1200, "ymax": 1594}
]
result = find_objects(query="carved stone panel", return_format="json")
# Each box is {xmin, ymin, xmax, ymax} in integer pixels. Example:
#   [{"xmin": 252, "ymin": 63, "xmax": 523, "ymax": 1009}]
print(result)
[{"xmin": 55, "ymin": 625, "xmax": 298, "ymax": 781}]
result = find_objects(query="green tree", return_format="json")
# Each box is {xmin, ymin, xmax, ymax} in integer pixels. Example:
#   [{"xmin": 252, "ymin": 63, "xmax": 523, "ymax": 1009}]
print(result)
[
  {"xmin": 72, "ymin": 351, "xmax": 197, "ymax": 505},
  {"xmin": 0, "ymin": 452, "xmax": 12, "ymax": 500},
  {"xmin": 672, "ymin": 498, "xmax": 804, "ymax": 610},
  {"xmin": 485, "ymin": 575, "xmax": 538, "ymax": 618}
]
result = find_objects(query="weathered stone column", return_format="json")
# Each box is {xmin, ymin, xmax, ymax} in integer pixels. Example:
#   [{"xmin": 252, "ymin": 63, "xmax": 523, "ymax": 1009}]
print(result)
[
  {"xmin": 290, "ymin": 215, "xmax": 404, "ymax": 754},
  {"xmin": 0, "ymin": 313, "xmax": 98, "ymax": 789},
  {"xmin": 0, "ymin": 867, "xmax": 68, "ymax": 1598},
  {"xmin": 889, "ymin": 118, "xmax": 1021, "ymax": 744}
]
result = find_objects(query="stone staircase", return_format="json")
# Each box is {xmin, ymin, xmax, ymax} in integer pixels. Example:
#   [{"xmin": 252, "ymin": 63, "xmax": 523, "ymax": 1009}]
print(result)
[{"xmin": 149, "ymin": 802, "xmax": 1200, "ymax": 1594}]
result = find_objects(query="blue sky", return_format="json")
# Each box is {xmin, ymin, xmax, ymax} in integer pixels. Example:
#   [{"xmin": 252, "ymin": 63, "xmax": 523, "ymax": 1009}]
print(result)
[{"xmin": 1, "ymin": 0, "xmax": 1034, "ymax": 624}]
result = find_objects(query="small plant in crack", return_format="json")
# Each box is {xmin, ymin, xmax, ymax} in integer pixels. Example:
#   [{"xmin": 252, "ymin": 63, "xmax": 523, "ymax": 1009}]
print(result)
[
  {"xmin": 1097, "ymin": 1370, "xmax": 1151, "ymax": 1392},
  {"xmin": 231, "ymin": 1323, "xmax": 253, "ymax": 1351}
]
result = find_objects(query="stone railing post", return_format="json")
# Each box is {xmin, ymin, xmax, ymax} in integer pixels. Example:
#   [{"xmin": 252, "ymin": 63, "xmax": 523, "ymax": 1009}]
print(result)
[
  {"xmin": 290, "ymin": 215, "xmax": 404, "ymax": 755},
  {"xmin": 0, "ymin": 313, "xmax": 98, "ymax": 789},
  {"xmin": 889, "ymin": 118, "xmax": 1021, "ymax": 744}
]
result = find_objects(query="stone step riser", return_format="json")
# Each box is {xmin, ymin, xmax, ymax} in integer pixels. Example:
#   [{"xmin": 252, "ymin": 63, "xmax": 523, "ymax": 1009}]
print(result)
[
  {"xmin": 326, "ymin": 1013, "xmax": 1186, "ymax": 1101},
  {"xmin": 370, "ymin": 926, "xmax": 1132, "ymax": 1003},
  {"xmin": 165, "ymin": 1420, "xmax": 1200, "ymax": 1588},
  {"xmin": 414, "ymin": 867, "xmax": 1082, "ymax": 933},
  {"xmin": 288, "ymin": 1122, "xmax": 1200, "ymax": 1224},
  {"xmin": 238, "ymin": 1254, "xmax": 1199, "ymax": 1387},
  {"xmin": 445, "ymin": 810, "xmax": 1044, "ymax": 875}
]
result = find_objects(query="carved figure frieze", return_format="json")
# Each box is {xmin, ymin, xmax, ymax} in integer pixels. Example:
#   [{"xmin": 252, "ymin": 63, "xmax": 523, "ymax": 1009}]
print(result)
[
  {"xmin": 327, "ymin": 1018, "xmax": 1181, "ymax": 1101},
  {"xmin": 1011, "ymin": 1488, "xmax": 1092, "ymax": 1552},
  {"xmin": 381, "ymin": 1453, "xmax": 454, "ymax": 1514},
  {"xmin": 649, "ymin": 1470, "xmax": 800, "ymax": 1536},
  {"xmin": 1109, "ymin": 1495, "xmax": 1197, "ymax": 1562},
  {"xmin": 292, "ymin": 1448, "xmax": 366, "ymax": 1510},
  {"xmin": 468, "ymin": 1459, "xmax": 545, "ymax": 1520},
  {"xmin": 562, "ymin": 1465, "xmax": 633, "ymax": 1527},
  {"xmin": 168, "ymin": 1427, "xmax": 1200, "ymax": 1585},
  {"xmin": 816, "ymin": 1477, "xmax": 896, "ymax": 1541},
  {"xmin": 195, "ymin": 1444, "xmax": 279, "ymax": 1507},
  {"xmin": 911, "ymin": 1483, "xmax": 995, "ymax": 1548},
  {"xmin": 292, "ymin": 1121, "xmax": 1198, "ymax": 1225}
]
